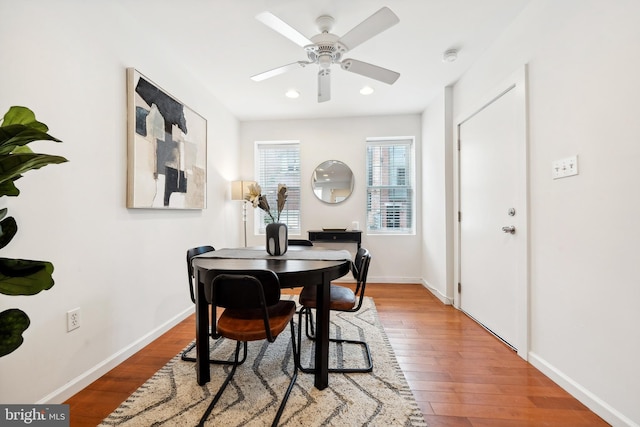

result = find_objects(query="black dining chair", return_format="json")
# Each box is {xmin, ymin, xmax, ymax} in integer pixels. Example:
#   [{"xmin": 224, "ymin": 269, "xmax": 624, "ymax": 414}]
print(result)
[
  {"xmin": 296, "ymin": 247, "xmax": 373, "ymax": 373},
  {"xmin": 285, "ymin": 239, "xmax": 314, "ymax": 301},
  {"xmin": 198, "ymin": 269, "xmax": 299, "ymax": 427},
  {"xmin": 184, "ymin": 246, "xmax": 247, "ymax": 365}
]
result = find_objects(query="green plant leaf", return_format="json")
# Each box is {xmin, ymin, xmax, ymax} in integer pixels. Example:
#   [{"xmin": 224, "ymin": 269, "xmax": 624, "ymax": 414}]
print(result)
[
  {"xmin": 12, "ymin": 145, "xmax": 34, "ymax": 154},
  {"xmin": 1, "ymin": 106, "xmax": 48, "ymax": 131},
  {"xmin": 0, "ymin": 153, "xmax": 68, "ymax": 187},
  {"xmin": 0, "ymin": 308, "xmax": 30, "ymax": 357},
  {"xmin": 0, "ymin": 125, "xmax": 61, "ymax": 155},
  {"xmin": 0, "ymin": 258, "xmax": 54, "ymax": 296},
  {"xmin": 0, "ymin": 216, "xmax": 17, "ymax": 250},
  {"xmin": 0, "ymin": 179, "xmax": 20, "ymax": 197}
]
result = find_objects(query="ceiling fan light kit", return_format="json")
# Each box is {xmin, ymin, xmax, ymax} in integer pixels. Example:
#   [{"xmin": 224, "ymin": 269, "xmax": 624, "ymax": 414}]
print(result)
[{"xmin": 252, "ymin": 7, "xmax": 401, "ymax": 103}]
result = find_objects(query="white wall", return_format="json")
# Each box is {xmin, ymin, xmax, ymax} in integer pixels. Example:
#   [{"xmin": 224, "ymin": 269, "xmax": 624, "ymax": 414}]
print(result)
[
  {"xmin": 0, "ymin": 3, "xmax": 241, "ymax": 403},
  {"xmin": 452, "ymin": 1, "xmax": 640, "ymax": 425},
  {"xmin": 421, "ymin": 88, "xmax": 455, "ymax": 303},
  {"xmin": 240, "ymin": 116, "xmax": 423, "ymax": 283},
  {"xmin": 3, "ymin": 2, "xmax": 637, "ymax": 425}
]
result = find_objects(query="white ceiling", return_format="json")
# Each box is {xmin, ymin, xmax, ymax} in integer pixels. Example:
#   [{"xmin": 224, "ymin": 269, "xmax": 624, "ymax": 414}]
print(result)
[{"xmin": 123, "ymin": 0, "xmax": 532, "ymax": 121}]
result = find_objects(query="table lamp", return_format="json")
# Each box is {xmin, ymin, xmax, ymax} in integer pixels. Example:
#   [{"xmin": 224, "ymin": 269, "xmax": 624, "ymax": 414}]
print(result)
[{"xmin": 231, "ymin": 180, "xmax": 256, "ymax": 247}]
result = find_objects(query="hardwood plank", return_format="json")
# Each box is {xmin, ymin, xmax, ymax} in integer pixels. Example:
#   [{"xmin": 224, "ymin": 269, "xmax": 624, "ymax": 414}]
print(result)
[{"xmin": 64, "ymin": 283, "xmax": 609, "ymax": 426}]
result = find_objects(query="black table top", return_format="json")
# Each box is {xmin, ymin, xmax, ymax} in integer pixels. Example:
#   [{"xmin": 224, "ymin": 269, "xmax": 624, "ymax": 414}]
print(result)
[{"xmin": 192, "ymin": 257, "xmax": 351, "ymax": 288}]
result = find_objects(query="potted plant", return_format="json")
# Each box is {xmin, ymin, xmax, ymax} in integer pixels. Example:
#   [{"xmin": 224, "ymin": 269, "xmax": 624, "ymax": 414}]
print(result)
[{"xmin": 0, "ymin": 106, "xmax": 67, "ymax": 357}]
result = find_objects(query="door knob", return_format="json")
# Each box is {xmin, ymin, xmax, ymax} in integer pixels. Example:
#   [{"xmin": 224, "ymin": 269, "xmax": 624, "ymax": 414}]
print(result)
[{"xmin": 502, "ymin": 225, "xmax": 516, "ymax": 234}]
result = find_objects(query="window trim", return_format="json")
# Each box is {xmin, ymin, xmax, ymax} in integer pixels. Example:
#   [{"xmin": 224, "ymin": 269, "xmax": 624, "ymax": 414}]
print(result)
[
  {"xmin": 253, "ymin": 140, "xmax": 301, "ymax": 235},
  {"xmin": 365, "ymin": 137, "xmax": 415, "ymax": 235}
]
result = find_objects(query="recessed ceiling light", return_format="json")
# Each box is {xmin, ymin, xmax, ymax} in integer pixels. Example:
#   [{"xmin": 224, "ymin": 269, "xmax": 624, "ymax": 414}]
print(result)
[
  {"xmin": 360, "ymin": 86, "xmax": 374, "ymax": 95},
  {"xmin": 285, "ymin": 89, "xmax": 300, "ymax": 98},
  {"xmin": 443, "ymin": 49, "xmax": 458, "ymax": 63}
]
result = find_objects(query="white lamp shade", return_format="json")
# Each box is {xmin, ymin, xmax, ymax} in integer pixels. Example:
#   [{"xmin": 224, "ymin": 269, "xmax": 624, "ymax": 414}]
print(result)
[{"xmin": 231, "ymin": 180, "xmax": 256, "ymax": 200}]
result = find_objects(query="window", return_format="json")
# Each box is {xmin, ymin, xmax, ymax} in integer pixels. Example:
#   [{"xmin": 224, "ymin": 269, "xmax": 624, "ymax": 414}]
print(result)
[
  {"xmin": 255, "ymin": 141, "xmax": 301, "ymax": 234},
  {"xmin": 366, "ymin": 138, "xmax": 414, "ymax": 234}
]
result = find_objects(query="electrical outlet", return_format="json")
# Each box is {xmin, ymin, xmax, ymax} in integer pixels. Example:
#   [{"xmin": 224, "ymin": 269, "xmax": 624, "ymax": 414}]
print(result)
[
  {"xmin": 67, "ymin": 308, "xmax": 80, "ymax": 332},
  {"xmin": 552, "ymin": 155, "xmax": 579, "ymax": 179}
]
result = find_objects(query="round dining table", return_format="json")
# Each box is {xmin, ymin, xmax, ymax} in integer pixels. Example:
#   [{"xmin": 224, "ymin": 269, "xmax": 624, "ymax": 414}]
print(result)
[{"xmin": 192, "ymin": 250, "xmax": 352, "ymax": 390}]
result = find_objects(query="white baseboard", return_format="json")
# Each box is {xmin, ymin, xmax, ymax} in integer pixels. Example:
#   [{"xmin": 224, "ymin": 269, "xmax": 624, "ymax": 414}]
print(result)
[
  {"xmin": 37, "ymin": 306, "xmax": 195, "ymax": 404},
  {"xmin": 333, "ymin": 277, "xmax": 454, "ymax": 306},
  {"xmin": 421, "ymin": 279, "xmax": 453, "ymax": 305},
  {"xmin": 528, "ymin": 352, "xmax": 638, "ymax": 427}
]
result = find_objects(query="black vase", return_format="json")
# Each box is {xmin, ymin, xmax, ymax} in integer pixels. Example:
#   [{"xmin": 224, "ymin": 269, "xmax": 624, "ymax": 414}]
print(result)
[{"xmin": 266, "ymin": 223, "xmax": 288, "ymax": 256}]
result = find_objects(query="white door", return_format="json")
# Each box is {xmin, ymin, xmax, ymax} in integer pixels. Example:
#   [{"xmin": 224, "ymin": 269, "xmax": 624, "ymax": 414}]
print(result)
[{"xmin": 458, "ymin": 74, "xmax": 528, "ymax": 354}]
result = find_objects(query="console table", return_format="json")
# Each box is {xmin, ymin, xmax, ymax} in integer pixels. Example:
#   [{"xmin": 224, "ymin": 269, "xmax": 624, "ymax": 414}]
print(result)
[{"xmin": 308, "ymin": 230, "xmax": 362, "ymax": 249}]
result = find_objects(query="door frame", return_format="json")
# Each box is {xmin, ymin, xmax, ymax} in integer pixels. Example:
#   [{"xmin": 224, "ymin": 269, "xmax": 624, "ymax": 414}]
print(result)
[{"xmin": 453, "ymin": 65, "xmax": 530, "ymax": 359}]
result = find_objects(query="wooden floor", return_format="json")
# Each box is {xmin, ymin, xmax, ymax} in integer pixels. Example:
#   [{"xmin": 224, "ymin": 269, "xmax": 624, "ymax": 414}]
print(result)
[{"xmin": 65, "ymin": 284, "xmax": 609, "ymax": 426}]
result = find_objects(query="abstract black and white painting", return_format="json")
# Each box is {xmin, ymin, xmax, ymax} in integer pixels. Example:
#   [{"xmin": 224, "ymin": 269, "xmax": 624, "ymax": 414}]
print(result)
[{"xmin": 126, "ymin": 68, "xmax": 206, "ymax": 209}]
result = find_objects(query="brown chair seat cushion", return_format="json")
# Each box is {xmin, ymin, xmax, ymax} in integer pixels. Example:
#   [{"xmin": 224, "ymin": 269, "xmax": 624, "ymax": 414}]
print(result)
[
  {"xmin": 217, "ymin": 300, "xmax": 296, "ymax": 342},
  {"xmin": 298, "ymin": 284, "xmax": 356, "ymax": 311}
]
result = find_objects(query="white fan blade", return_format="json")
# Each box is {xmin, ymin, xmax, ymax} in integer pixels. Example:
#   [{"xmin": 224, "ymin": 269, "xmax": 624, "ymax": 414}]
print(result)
[
  {"xmin": 341, "ymin": 59, "xmax": 400, "ymax": 85},
  {"xmin": 251, "ymin": 62, "xmax": 307, "ymax": 82},
  {"xmin": 256, "ymin": 11, "xmax": 313, "ymax": 47},
  {"xmin": 336, "ymin": 7, "xmax": 399, "ymax": 52},
  {"xmin": 318, "ymin": 69, "xmax": 331, "ymax": 103}
]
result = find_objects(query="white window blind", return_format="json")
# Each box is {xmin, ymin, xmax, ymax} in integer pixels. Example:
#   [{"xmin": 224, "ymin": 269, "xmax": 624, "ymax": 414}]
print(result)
[
  {"xmin": 255, "ymin": 141, "xmax": 301, "ymax": 234},
  {"xmin": 366, "ymin": 138, "xmax": 414, "ymax": 234}
]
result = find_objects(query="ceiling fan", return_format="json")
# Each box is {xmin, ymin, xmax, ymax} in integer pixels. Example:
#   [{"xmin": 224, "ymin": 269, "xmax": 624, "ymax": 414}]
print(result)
[{"xmin": 251, "ymin": 7, "xmax": 401, "ymax": 103}]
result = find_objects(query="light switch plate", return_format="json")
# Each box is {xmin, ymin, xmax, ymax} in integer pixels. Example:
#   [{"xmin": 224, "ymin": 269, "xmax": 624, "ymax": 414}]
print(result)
[{"xmin": 552, "ymin": 155, "xmax": 578, "ymax": 179}]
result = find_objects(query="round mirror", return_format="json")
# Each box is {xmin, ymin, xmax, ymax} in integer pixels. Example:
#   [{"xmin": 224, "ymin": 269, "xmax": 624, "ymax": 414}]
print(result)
[{"xmin": 311, "ymin": 160, "xmax": 354, "ymax": 204}]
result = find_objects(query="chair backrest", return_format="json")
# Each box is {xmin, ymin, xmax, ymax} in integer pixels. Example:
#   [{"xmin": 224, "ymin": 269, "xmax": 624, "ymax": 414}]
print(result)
[
  {"xmin": 206, "ymin": 269, "xmax": 281, "ymax": 341},
  {"xmin": 186, "ymin": 246, "xmax": 215, "ymax": 303},
  {"xmin": 288, "ymin": 239, "xmax": 313, "ymax": 246},
  {"xmin": 352, "ymin": 247, "xmax": 371, "ymax": 311},
  {"xmin": 351, "ymin": 247, "xmax": 368, "ymax": 280}
]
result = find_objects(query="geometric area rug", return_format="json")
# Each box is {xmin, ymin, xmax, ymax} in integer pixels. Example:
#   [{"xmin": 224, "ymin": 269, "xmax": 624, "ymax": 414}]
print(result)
[{"xmin": 99, "ymin": 297, "xmax": 427, "ymax": 426}]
